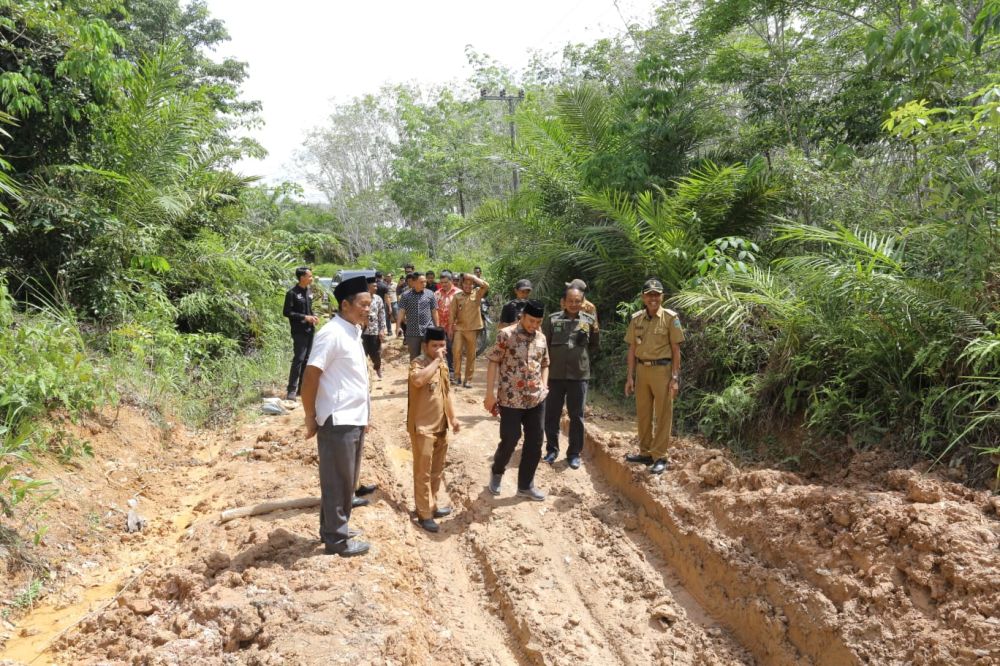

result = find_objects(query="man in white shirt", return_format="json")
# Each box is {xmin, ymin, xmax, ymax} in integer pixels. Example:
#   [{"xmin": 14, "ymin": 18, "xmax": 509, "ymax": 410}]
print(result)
[{"xmin": 301, "ymin": 275, "xmax": 372, "ymax": 557}]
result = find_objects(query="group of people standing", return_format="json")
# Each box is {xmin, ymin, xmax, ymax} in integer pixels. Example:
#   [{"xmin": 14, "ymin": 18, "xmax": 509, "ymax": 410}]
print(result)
[
  {"xmin": 283, "ymin": 265, "xmax": 684, "ymax": 556},
  {"xmin": 395, "ymin": 266, "xmax": 491, "ymax": 388}
]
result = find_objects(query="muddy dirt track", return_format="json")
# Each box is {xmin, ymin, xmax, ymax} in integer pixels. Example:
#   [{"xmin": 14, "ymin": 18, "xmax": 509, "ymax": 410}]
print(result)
[{"xmin": 1, "ymin": 344, "xmax": 999, "ymax": 665}]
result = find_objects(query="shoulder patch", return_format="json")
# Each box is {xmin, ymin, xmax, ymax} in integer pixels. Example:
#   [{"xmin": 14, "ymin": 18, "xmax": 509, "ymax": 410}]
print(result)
[
  {"xmin": 665, "ymin": 308, "xmax": 678, "ymax": 317},
  {"xmin": 630, "ymin": 310, "xmax": 644, "ymax": 319},
  {"xmin": 579, "ymin": 312, "xmax": 596, "ymax": 323}
]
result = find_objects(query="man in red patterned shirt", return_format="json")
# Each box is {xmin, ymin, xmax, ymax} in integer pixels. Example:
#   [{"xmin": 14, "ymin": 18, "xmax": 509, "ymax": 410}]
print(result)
[
  {"xmin": 483, "ymin": 300, "xmax": 550, "ymax": 501},
  {"xmin": 435, "ymin": 270, "xmax": 460, "ymax": 381}
]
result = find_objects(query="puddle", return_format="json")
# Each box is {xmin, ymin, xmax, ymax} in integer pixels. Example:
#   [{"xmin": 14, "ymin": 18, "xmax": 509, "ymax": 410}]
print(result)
[{"xmin": 0, "ymin": 581, "xmax": 119, "ymax": 665}]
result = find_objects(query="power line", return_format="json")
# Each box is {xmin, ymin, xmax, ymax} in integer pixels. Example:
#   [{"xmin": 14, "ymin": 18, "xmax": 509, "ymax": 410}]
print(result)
[{"xmin": 479, "ymin": 88, "xmax": 525, "ymax": 192}]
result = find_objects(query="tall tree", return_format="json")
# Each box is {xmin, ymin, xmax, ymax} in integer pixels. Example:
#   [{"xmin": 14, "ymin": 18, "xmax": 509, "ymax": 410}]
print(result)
[{"xmin": 298, "ymin": 93, "xmax": 401, "ymax": 260}]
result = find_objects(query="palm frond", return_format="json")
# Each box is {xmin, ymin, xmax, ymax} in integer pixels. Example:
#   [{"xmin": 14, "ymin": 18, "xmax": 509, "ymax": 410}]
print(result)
[{"xmin": 774, "ymin": 221, "xmax": 904, "ymax": 274}]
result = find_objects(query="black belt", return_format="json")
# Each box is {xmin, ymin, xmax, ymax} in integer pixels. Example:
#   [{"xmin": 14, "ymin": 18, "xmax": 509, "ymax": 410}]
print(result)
[{"xmin": 637, "ymin": 358, "xmax": 671, "ymax": 366}]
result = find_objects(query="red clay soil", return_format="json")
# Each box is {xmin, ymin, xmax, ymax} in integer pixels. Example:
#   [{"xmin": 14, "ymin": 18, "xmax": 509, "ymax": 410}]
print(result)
[{"xmin": 1, "ymin": 343, "xmax": 997, "ymax": 665}]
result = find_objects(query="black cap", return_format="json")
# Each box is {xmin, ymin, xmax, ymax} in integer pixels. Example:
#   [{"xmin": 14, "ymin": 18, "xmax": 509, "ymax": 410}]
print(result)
[
  {"xmin": 522, "ymin": 299, "xmax": 544, "ymax": 318},
  {"xmin": 515, "ymin": 279, "xmax": 533, "ymax": 291},
  {"xmin": 375, "ymin": 270, "xmax": 383, "ymax": 278},
  {"xmin": 642, "ymin": 279, "xmax": 664, "ymax": 294},
  {"xmin": 334, "ymin": 275, "xmax": 368, "ymax": 302},
  {"xmin": 423, "ymin": 326, "xmax": 446, "ymax": 341}
]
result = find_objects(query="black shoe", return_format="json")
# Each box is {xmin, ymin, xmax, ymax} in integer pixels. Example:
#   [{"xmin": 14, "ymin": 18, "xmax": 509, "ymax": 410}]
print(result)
[
  {"xmin": 433, "ymin": 507, "xmax": 452, "ymax": 518},
  {"xmin": 649, "ymin": 459, "xmax": 668, "ymax": 474},
  {"xmin": 324, "ymin": 539, "xmax": 370, "ymax": 557},
  {"xmin": 542, "ymin": 451, "xmax": 557, "ymax": 465},
  {"xmin": 351, "ymin": 497, "xmax": 370, "ymax": 508},
  {"xmin": 462, "ymin": 381, "xmax": 473, "ymax": 388},
  {"xmin": 567, "ymin": 456, "xmax": 581, "ymax": 470},
  {"xmin": 626, "ymin": 454, "xmax": 654, "ymax": 464},
  {"xmin": 285, "ymin": 391, "xmax": 297, "ymax": 401},
  {"xmin": 418, "ymin": 518, "xmax": 440, "ymax": 533},
  {"xmin": 488, "ymin": 473, "xmax": 502, "ymax": 496},
  {"xmin": 355, "ymin": 484, "xmax": 377, "ymax": 497}
]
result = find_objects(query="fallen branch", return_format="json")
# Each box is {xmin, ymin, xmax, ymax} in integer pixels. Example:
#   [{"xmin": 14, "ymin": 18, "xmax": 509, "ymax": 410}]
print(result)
[{"xmin": 218, "ymin": 497, "xmax": 320, "ymax": 524}]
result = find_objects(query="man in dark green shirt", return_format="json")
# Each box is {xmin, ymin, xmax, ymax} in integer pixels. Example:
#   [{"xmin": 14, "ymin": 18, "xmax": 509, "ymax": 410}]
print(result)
[{"xmin": 541, "ymin": 286, "xmax": 599, "ymax": 469}]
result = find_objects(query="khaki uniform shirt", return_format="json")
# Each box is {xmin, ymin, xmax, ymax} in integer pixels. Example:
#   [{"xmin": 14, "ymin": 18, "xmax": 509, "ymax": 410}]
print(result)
[
  {"xmin": 451, "ymin": 289, "xmax": 485, "ymax": 331},
  {"xmin": 487, "ymin": 325, "xmax": 550, "ymax": 409},
  {"xmin": 407, "ymin": 355, "xmax": 455, "ymax": 435},
  {"xmin": 624, "ymin": 307, "xmax": 685, "ymax": 360}
]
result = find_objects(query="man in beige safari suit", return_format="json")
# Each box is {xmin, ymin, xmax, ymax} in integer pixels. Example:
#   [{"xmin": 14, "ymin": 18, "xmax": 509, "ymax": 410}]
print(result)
[{"xmin": 624, "ymin": 279, "xmax": 684, "ymax": 475}]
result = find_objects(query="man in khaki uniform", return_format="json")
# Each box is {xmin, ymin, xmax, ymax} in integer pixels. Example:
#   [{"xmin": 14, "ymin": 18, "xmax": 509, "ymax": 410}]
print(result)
[
  {"xmin": 450, "ymin": 272, "xmax": 490, "ymax": 387},
  {"xmin": 407, "ymin": 326, "xmax": 461, "ymax": 533},
  {"xmin": 624, "ymin": 279, "xmax": 684, "ymax": 474}
]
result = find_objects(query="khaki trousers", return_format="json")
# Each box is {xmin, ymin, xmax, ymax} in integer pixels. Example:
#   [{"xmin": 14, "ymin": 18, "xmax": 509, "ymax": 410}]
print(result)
[
  {"xmin": 452, "ymin": 329, "xmax": 480, "ymax": 382},
  {"xmin": 635, "ymin": 364, "xmax": 674, "ymax": 459},
  {"xmin": 411, "ymin": 431, "xmax": 449, "ymax": 520}
]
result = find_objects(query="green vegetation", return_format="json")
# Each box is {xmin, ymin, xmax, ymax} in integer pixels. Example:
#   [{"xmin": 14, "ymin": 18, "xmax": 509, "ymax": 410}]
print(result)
[
  {"xmin": 291, "ymin": 1, "xmax": 999, "ymax": 475},
  {"xmin": 0, "ymin": 0, "xmax": 294, "ymax": 538}
]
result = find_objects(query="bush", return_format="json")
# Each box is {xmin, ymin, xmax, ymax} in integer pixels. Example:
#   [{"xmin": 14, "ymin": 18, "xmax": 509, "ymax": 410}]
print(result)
[
  {"xmin": 0, "ymin": 279, "xmax": 103, "ymax": 522},
  {"xmin": 0, "ymin": 281, "xmax": 107, "ymax": 431}
]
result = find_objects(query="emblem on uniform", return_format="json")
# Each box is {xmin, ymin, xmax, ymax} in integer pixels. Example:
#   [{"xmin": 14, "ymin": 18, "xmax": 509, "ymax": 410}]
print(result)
[{"xmin": 673, "ymin": 319, "xmax": 682, "ymax": 328}]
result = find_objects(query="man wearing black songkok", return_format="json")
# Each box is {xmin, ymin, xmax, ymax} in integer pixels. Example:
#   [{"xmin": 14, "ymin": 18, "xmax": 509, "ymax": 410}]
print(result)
[
  {"xmin": 483, "ymin": 300, "xmax": 550, "ymax": 501},
  {"xmin": 300, "ymin": 275, "xmax": 373, "ymax": 557}
]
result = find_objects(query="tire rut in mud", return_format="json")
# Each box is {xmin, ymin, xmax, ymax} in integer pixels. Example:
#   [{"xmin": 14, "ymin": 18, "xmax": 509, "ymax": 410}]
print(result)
[
  {"xmin": 580, "ymin": 423, "xmax": 1000, "ymax": 666},
  {"xmin": 374, "ymin": 356, "xmax": 754, "ymax": 665}
]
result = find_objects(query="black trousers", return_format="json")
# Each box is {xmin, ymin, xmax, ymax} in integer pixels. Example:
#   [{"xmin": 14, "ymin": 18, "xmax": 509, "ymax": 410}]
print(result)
[
  {"xmin": 317, "ymin": 419, "xmax": 365, "ymax": 547},
  {"xmin": 491, "ymin": 402, "xmax": 544, "ymax": 490},
  {"xmin": 361, "ymin": 334, "xmax": 382, "ymax": 371},
  {"xmin": 545, "ymin": 379, "xmax": 588, "ymax": 458},
  {"xmin": 287, "ymin": 331, "xmax": 313, "ymax": 394}
]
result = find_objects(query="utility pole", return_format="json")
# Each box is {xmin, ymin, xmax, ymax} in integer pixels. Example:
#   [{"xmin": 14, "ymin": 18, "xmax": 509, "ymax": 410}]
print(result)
[{"xmin": 480, "ymin": 88, "xmax": 525, "ymax": 192}]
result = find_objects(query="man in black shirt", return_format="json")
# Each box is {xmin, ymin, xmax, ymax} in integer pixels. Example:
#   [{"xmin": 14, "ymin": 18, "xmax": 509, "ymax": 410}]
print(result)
[
  {"xmin": 283, "ymin": 266, "xmax": 319, "ymax": 400},
  {"xmin": 426, "ymin": 270, "xmax": 439, "ymax": 293},
  {"xmin": 499, "ymin": 279, "xmax": 533, "ymax": 330}
]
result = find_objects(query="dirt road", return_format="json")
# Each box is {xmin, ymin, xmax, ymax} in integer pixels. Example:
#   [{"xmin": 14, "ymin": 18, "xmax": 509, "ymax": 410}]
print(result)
[{"xmin": 2, "ymin": 344, "xmax": 998, "ymax": 665}]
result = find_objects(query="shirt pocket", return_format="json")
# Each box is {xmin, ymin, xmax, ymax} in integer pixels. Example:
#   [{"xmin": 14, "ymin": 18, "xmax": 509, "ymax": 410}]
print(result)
[{"xmin": 526, "ymin": 340, "xmax": 547, "ymax": 369}]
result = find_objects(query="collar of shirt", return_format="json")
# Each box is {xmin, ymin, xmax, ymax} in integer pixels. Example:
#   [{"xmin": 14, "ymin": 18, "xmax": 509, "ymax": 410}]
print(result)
[
  {"xmin": 644, "ymin": 307, "xmax": 663, "ymax": 320},
  {"xmin": 515, "ymin": 324, "xmax": 536, "ymax": 339},
  {"xmin": 334, "ymin": 314, "xmax": 362, "ymax": 336}
]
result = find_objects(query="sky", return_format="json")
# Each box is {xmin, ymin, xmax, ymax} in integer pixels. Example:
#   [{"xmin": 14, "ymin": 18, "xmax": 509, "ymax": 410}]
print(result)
[{"xmin": 202, "ymin": 0, "xmax": 663, "ymax": 189}]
